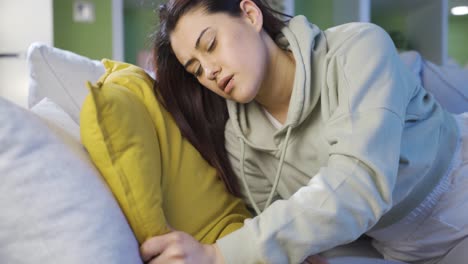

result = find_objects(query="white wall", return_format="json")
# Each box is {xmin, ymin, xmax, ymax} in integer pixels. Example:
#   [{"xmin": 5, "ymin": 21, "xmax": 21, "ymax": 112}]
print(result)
[
  {"xmin": 112, "ymin": 0, "xmax": 124, "ymax": 61},
  {"xmin": 0, "ymin": 0, "xmax": 53, "ymax": 107}
]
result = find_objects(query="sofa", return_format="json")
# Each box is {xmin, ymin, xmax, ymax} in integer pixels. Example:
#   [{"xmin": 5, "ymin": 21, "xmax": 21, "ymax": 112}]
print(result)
[
  {"xmin": 0, "ymin": 43, "xmax": 141, "ymax": 263},
  {"xmin": 0, "ymin": 42, "xmax": 466, "ymax": 264}
]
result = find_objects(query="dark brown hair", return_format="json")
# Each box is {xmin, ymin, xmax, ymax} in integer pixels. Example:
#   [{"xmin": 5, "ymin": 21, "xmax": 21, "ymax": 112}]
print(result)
[{"xmin": 152, "ymin": 0, "xmax": 288, "ymax": 196}]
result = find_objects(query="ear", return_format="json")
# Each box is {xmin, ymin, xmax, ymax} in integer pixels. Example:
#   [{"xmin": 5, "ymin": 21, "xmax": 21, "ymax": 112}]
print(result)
[{"xmin": 239, "ymin": 0, "xmax": 263, "ymax": 32}]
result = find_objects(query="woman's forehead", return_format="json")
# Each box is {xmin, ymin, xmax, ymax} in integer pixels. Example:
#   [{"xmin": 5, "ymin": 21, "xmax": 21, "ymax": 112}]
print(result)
[
  {"xmin": 170, "ymin": 13, "xmax": 206, "ymax": 57},
  {"xmin": 170, "ymin": 11, "xmax": 233, "ymax": 55},
  {"xmin": 174, "ymin": 9, "xmax": 228, "ymax": 34}
]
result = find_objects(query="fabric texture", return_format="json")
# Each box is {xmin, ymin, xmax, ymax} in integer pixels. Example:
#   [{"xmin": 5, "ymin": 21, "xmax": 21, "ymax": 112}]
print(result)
[
  {"xmin": 328, "ymin": 257, "xmax": 405, "ymax": 264},
  {"xmin": 421, "ymin": 60, "xmax": 468, "ymax": 114},
  {"xmin": 398, "ymin": 50, "xmax": 468, "ymax": 114},
  {"xmin": 217, "ymin": 17, "xmax": 459, "ymax": 264},
  {"xmin": 369, "ymin": 113, "xmax": 468, "ymax": 263},
  {"xmin": 0, "ymin": 97, "xmax": 142, "ymax": 264},
  {"xmin": 31, "ymin": 97, "xmax": 81, "ymax": 141},
  {"xmin": 80, "ymin": 60, "xmax": 251, "ymax": 244},
  {"xmin": 26, "ymin": 42, "xmax": 105, "ymax": 123}
]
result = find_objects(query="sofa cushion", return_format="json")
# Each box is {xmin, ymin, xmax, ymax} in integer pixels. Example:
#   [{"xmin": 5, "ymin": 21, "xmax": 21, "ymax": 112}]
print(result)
[
  {"xmin": 399, "ymin": 50, "xmax": 468, "ymax": 114},
  {"xmin": 421, "ymin": 60, "xmax": 468, "ymax": 114},
  {"xmin": 80, "ymin": 60, "xmax": 251, "ymax": 244},
  {"xmin": 0, "ymin": 97, "xmax": 142, "ymax": 264},
  {"xmin": 27, "ymin": 42, "xmax": 105, "ymax": 123}
]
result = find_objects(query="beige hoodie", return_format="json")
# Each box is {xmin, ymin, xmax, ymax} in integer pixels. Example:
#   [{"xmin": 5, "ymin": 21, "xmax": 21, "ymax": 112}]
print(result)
[{"xmin": 216, "ymin": 16, "xmax": 459, "ymax": 263}]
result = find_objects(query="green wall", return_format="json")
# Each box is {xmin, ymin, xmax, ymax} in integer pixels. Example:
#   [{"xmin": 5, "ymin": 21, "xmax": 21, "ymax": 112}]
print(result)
[
  {"xmin": 371, "ymin": 14, "xmax": 406, "ymax": 33},
  {"xmin": 372, "ymin": 12, "xmax": 468, "ymax": 65},
  {"xmin": 295, "ymin": 0, "xmax": 334, "ymax": 30},
  {"xmin": 53, "ymin": 0, "xmax": 113, "ymax": 60},
  {"xmin": 371, "ymin": 14, "xmax": 410, "ymax": 50},
  {"xmin": 124, "ymin": 8, "xmax": 157, "ymax": 65},
  {"xmin": 52, "ymin": 0, "xmax": 468, "ymax": 66},
  {"xmin": 448, "ymin": 15, "xmax": 468, "ymax": 66}
]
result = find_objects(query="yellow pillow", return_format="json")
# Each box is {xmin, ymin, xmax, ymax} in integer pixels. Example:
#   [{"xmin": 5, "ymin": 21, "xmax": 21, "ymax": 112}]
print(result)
[{"xmin": 80, "ymin": 60, "xmax": 250, "ymax": 244}]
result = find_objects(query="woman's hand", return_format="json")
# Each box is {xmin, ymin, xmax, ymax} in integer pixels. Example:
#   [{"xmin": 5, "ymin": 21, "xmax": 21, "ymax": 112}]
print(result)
[
  {"xmin": 140, "ymin": 230, "xmax": 327, "ymax": 264},
  {"xmin": 302, "ymin": 255, "xmax": 329, "ymax": 264},
  {"xmin": 140, "ymin": 231, "xmax": 224, "ymax": 264}
]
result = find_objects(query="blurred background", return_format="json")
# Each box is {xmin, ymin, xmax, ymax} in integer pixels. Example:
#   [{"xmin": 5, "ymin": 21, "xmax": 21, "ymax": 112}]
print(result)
[{"xmin": 1, "ymin": 0, "xmax": 467, "ymax": 106}]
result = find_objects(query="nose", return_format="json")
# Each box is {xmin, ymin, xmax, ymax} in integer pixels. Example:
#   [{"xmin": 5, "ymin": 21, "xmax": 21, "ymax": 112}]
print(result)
[{"xmin": 204, "ymin": 63, "xmax": 221, "ymax": 81}]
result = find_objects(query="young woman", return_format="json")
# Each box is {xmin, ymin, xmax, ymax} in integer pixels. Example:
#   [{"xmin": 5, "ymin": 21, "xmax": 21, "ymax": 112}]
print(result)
[{"xmin": 140, "ymin": 0, "xmax": 468, "ymax": 263}]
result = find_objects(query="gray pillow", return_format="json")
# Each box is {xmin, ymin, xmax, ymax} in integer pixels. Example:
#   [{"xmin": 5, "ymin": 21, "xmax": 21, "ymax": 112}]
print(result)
[{"xmin": 0, "ymin": 97, "xmax": 142, "ymax": 264}]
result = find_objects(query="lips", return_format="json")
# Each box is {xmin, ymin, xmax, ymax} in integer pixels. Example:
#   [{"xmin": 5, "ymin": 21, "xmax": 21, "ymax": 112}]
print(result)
[{"xmin": 218, "ymin": 75, "xmax": 233, "ymax": 92}]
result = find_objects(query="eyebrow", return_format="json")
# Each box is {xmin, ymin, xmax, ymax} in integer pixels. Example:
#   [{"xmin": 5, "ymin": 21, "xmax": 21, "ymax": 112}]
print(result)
[{"xmin": 183, "ymin": 27, "xmax": 211, "ymax": 70}]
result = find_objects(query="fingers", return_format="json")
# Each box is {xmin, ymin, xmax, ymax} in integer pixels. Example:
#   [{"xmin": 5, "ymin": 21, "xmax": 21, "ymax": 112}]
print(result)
[
  {"xmin": 147, "ymin": 245, "xmax": 183, "ymax": 264},
  {"xmin": 140, "ymin": 233, "xmax": 173, "ymax": 262},
  {"xmin": 141, "ymin": 231, "xmax": 211, "ymax": 264},
  {"xmin": 303, "ymin": 255, "xmax": 329, "ymax": 264}
]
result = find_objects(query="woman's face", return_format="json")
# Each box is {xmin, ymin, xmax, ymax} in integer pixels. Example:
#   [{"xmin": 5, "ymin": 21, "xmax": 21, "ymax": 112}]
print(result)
[{"xmin": 170, "ymin": 1, "xmax": 268, "ymax": 103}]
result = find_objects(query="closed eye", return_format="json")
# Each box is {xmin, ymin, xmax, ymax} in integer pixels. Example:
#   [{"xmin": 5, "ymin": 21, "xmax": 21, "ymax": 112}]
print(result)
[
  {"xmin": 207, "ymin": 37, "xmax": 216, "ymax": 52},
  {"xmin": 194, "ymin": 65, "xmax": 202, "ymax": 77}
]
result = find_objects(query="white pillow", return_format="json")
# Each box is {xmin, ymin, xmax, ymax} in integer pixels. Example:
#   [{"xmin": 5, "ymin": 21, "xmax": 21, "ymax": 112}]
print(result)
[
  {"xmin": 399, "ymin": 51, "xmax": 468, "ymax": 114},
  {"xmin": 0, "ymin": 97, "xmax": 142, "ymax": 264},
  {"xmin": 31, "ymin": 97, "xmax": 81, "ymax": 142},
  {"xmin": 422, "ymin": 60, "xmax": 468, "ymax": 114},
  {"xmin": 26, "ymin": 42, "xmax": 105, "ymax": 123}
]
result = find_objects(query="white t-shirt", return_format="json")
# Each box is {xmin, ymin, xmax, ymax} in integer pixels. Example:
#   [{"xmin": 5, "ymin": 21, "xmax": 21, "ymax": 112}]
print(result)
[{"xmin": 262, "ymin": 107, "xmax": 283, "ymax": 130}]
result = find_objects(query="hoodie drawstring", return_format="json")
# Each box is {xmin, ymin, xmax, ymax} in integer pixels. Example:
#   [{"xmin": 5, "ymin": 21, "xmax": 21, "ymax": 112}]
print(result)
[
  {"xmin": 239, "ymin": 126, "xmax": 293, "ymax": 215},
  {"xmin": 240, "ymin": 137, "xmax": 262, "ymax": 215}
]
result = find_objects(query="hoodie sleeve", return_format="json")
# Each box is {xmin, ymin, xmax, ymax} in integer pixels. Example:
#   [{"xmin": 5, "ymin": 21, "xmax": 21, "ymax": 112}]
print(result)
[{"xmin": 217, "ymin": 24, "xmax": 413, "ymax": 264}]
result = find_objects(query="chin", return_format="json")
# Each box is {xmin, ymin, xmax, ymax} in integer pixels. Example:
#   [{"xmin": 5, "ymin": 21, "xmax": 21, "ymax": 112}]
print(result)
[
  {"xmin": 236, "ymin": 98, "xmax": 254, "ymax": 104},
  {"xmin": 231, "ymin": 86, "xmax": 258, "ymax": 104},
  {"xmin": 233, "ymin": 92, "xmax": 255, "ymax": 104}
]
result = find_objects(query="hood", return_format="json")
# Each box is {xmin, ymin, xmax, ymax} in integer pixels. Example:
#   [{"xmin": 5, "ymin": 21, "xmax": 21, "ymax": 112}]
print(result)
[{"xmin": 226, "ymin": 15, "xmax": 327, "ymax": 150}]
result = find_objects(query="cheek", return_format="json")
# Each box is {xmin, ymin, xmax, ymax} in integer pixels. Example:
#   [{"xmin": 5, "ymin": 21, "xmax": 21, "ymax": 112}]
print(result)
[
  {"xmin": 243, "ymin": 48, "xmax": 267, "ymax": 84},
  {"xmin": 223, "ymin": 30, "xmax": 264, "ymax": 69},
  {"xmin": 199, "ymin": 78, "xmax": 221, "ymax": 95},
  {"xmin": 225, "ymin": 45, "xmax": 264, "ymax": 75}
]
